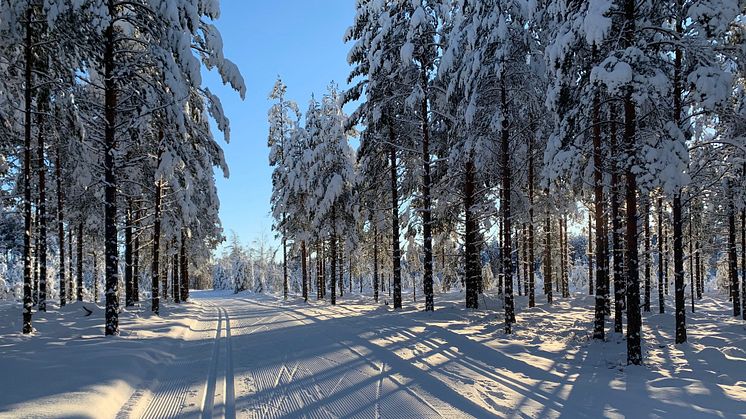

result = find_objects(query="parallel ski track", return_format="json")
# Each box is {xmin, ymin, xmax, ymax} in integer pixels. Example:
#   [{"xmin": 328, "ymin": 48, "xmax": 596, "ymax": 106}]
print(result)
[
  {"xmin": 117, "ymin": 304, "xmax": 214, "ymax": 419},
  {"xmin": 200, "ymin": 307, "xmax": 222, "ymax": 418},
  {"xmin": 200, "ymin": 306, "xmax": 236, "ymax": 419}
]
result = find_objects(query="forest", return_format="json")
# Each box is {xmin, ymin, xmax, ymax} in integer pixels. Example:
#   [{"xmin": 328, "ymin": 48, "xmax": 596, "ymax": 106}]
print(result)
[
  {"xmin": 0, "ymin": 0, "xmax": 246, "ymax": 335},
  {"xmin": 250, "ymin": 0, "xmax": 746, "ymax": 367},
  {"xmin": 0, "ymin": 0, "xmax": 745, "ymax": 417}
]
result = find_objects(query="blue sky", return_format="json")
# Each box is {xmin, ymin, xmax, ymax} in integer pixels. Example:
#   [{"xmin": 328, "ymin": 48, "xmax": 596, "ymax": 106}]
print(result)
[{"xmin": 203, "ymin": 1, "xmax": 357, "ymax": 249}]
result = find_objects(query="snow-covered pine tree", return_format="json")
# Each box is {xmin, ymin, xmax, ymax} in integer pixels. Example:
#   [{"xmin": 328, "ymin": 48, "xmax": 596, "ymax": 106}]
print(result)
[
  {"xmin": 307, "ymin": 84, "xmax": 357, "ymax": 306},
  {"xmin": 268, "ymin": 77, "xmax": 300, "ymax": 301},
  {"xmin": 345, "ymin": 0, "xmax": 420, "ymax": 310},
  {"xmin": 69, "ymin": 0, "xmax": 245, "ymax": 333}
]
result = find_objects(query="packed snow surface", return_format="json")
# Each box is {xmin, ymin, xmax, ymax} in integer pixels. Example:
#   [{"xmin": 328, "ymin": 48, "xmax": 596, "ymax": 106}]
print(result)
[{"xmin": 0, "ymin": 290, "xmax": 744, "ymax": 418}]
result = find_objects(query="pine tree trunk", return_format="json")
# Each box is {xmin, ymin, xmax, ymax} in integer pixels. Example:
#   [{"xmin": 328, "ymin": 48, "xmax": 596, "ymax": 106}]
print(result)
[
  {"xmin": 330, "ymin": 211, "xmax": 337, "ymax": 306},
  {"xmin": 498, "ymin": 215, "xmax": 503, "ymax": 296},
  {"xmin": 565, "ymin": 215, "xmax": 571, "ymax": 297},
  {"xmin": 125, "ymin": 202, "xmax": 134, "ymax": 307},
  {"xmin": 301, "ymin": 240, "xmax": 308, "ymax": 302},
  {"xmin": 68, "ymin": 224, "xmax": 73, "ymax": 301},
  {"xmin": 673, "ymin": 194, "xmax": 687, "ymax": 343},
  {"xmin": 306, "ymin": 246, "xmax": 313, "ymax": 298},
  {"xmin": 316, "ymin": 240, "xmax": 322, "ymax": 300},
  {"xmin": 282, "ymin": 213, "xmax": 288, "ymax": 300},
  {"xmin": 611, "ymin": 114, "xmax": 624, "ymax": 334},
  {"xmin": 338, "ymin": 245, "xmax": 343, "ymax": 297},
  {"xmin": 528, "ymin": 140, "xmax": 536, "ymax": 308},
  {"xmin": 664, "ymin": 223, "xmax": 669, "ymax": 296},
  {"xmin": 589, "ymin": 212, "xmax": 594, "ymax": 296},
  {"xmin": 103, "ymin": 6, "xmax": 119, "ymax": 335},
  {"xmin": 689, "ymin": 210, "xmax": 695, "ymax": 313},
  {"xmin": 523, "ymin": 223, "xmax": 529, "ymax": 296},
  {"xmin": 694, "ymin": 225, "xmax": 704, "ymax": 300},
  {"xmin": 559, "ymin": 217, "xmax": 567, "ymax": 298},
  {"xmin": 622, "ymin": 0, "xmax": 642, "ymax": 363},
  {"xmin": 349, "ymin": 255, "xmax": 352, "ymax": 294},
  {"xmin": 93, "ymin": 253, "xmax": 98, "ymax": 303},
  {"xmin": 22, "ymin": 5, "xmax": 33, "ymax": 334},
  {"xmin": 544, "ymin": 203, "xmax": 552, "ymax": 304},
  {"xmin": 373, "ymin": 226, "xmax": 379, "ymax": 303},
  {"xmin": 658, "ymin": 197, "xmax": 665, "ymax": 313},
  {"xmin": 419, "ymin": 97, "xmax": 434, "ymax": 312},
  {"xmin": 741, "ymin": 208, "xmax": 746, "ymax": 320},
  {"xmin": 180, "ymin": 231, "xmax": 188, "ymax": 302},
  {"xmin": 727, "ymin": 193, "xmax": 740, "ymax": 317},
  {"xmin": 597, "ymin": 104, "xmax": 611, "ymax": 320},
  {"xmin": 644, "ymin": 199, "xmax": 651, "ymax": 312},
  {"xmin": 464, "ymin": 159, "xmax": 478, "ymax": 309},
  {"xmin": 56, "ymin": 143, "xmax": 66, "ymax": 307},
  {"xmin": 387, "ymin": 136, "xmax": 401, "ymax": 309},
  {"xmin": 593, "ymin": 101, "xmax": 609, "ymax": 340},
  {"xmin": 516, "ymin": 230, "xmax": 522, "ymax": 297},
  {"xmin": 77, "ymin": 222, "xmax": 83, "ymax": 301},
  {"xmin": 33, "ymin": 204, "xmax": 39, "ymax": 307},
  {"xmin": 173, "ymin": 242, "xmax": 180, "ymax": 304},
  {"xmin": 440, "ymin": 243, "xmax": 444, "ymax": 290},
  {"xmin": 559, "ymin": 219, "xmax": 564, "ymax": 297},
  {"xmin": 161, "ymin": 253, "xmax": 168, "ymax": 303},
  {"xmin": 151, "ymin": 179, "xmax": 163, "ymax": 315},
  {"xmin": 133, "ymin": 205, "xmax": 140, "ymax": 302},
  {"xmin": 37, "ymin": 90, "xmax": 48, "ymax": 312},
  {"xmin": 501, "ymin": 82, "xmax": 514, "ymax": 329},
  {"xmin": 671, "ymin": 1, "xmax": 687, "ymax": 341}
]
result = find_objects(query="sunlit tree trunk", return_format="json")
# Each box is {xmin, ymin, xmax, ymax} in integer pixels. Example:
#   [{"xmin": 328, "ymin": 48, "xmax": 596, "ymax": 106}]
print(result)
[
  {"xmin": 588, "ymin": 211, "xmax": 594, "ymax": 296},
  {"xmin": 727, "ymin": 189, "xmax": 740, "ymax": 317},
  {"xmin": 644, "ymin": 199, "xmax": 651, "ymax": 312},
  {"xmin": 465, "ymin": 159, "xmax": 479, "ymax": 309},
  {"xmin": 180, "ymin": 232, "xmax": 188, "ymax": 302},
  {"xmin": 301, "ymin": 240, "xmax": 308, "ymax": 302},
  {"xmin": 622, "ymin": 0, "xmax": 642, "ymax": 364},
  {"xmin": 172, "ymin": 241, "xmax": 180, "ymax": 304},
  {"xmin": 151, "ymin": 178, "xmax": 163, "ymax": 315},
  {"xmin": 133, "ymin": 205, "xmax": 140, "ymax": 302},
  {"xmin": 544, "ymin": 202, "xmax": 552, "ymax": 305},
  {"xmin": 672, "ymin": 2, "xmax": 686, "ymax": 343},
  {"xmin": 658, "ymin": 197, "xmax": 665, "ymax": 313},
  {"xmin": 77, "ymin": 222, "xmax": 83, "ymax": 302},
  {"xmin": 528, "ymin": 139, "xmax": 536, "ymax": 308},
  {"xmin": 282, "ymin": 213, "xmax": 288, "ymax": 300},
  {"xmin": 36, "ymin": 86, "xmax": 49, "ymax": 312},
  {"xmin": 56, "ymin": 142, "xmax": 66, "ymax": 307},
  {"xmin": 388, "ymin": 131, "xmax": 403, "ymax": 309},
  {"xmin": 373, "ymin": 226, "xmax": 379, "ymax": 303},
  {"xmin": 330, "ymin": 209, "xmax": 337, "ymax": 306},
  {"xmin": 68, "ymin": 224, "xmax": 73, "ymax": 301},
  {"xmin": 103, "ymin": 2, "xmax": 120, "ymax": 335},
  {"xmin": 125, "ymin": 202, "xmax": 134, "ymax": 307},
  {"xmin": 610, "ymin": 109, "xmax": 624, "ymax": 334},
  {"xmin": 689, "ymin": 210, "xmax": 695, "ymax": 313},
  {"xmin": 417, "ymin": 92, "xmax": 434, "ymax": 312},
  {"xmin": 22, "ymin": 6, "xmax": 34, "ymax": 334}
]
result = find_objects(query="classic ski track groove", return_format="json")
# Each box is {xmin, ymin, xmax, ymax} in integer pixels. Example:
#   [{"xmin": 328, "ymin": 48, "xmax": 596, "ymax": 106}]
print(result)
[
  {"xmin": 120, "ymin": 297, "xmax": 466, "ymax": 418},
  {"xmin": 199, "ymin": 305, "xmax": 237, "ymax": 419},
  {"xmin": 221, "ymin": 307, "xmax": 236, "ymax": 419},
  {"xmin": 117, "ymin": 304, "xmax": 213, "ymax": 419},
  {"xmin": 200, "ymin": 306, "xmax": 222, "ymax": 419}
]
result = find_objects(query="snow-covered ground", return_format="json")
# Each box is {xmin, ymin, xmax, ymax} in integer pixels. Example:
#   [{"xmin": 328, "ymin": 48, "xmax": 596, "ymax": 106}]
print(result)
[{"xmin": 0, "ymin": 290, "xmax": 744, "ymax": 418}]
